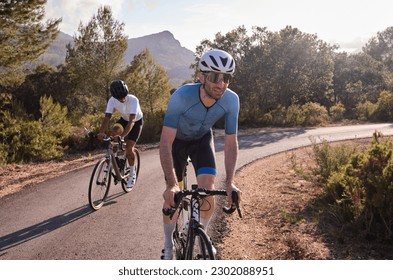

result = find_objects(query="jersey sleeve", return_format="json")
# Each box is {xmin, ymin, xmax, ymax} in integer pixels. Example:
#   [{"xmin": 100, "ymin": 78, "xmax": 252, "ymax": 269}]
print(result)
[
  {"xmin": 224, "ymin": 92, "xmax": 240, "ymax": 135},
  {"xmin": 129, "ymin": 96, "xmax": 139, "ymax": 115},
  {"xmin": 163, "ymin": 90, "xmax": 185, "ymax": 129},
  {"xmin": 105, "ymin": 97, "xmax": 115, "ymax": 114}
]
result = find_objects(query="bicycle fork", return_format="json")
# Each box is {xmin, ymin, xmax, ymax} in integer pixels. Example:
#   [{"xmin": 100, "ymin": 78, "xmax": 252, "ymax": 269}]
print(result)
[
  {"xmin": 96, "ymin": 158, "xmax": 111, "ymax": 186},
  {"xmin": 184, "ymin": 197, "xmax": 205, "ymax": 259}
]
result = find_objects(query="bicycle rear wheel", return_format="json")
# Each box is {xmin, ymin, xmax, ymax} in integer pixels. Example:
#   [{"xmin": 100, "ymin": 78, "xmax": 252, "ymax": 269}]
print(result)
[
  {"xmin": 121, "ymin": 148, "xmax": 140, "ymax": 193},
  {"xmin": 186, "ymin": 227, "xmax": 215, "ymax": 260},
  {"xmin": 88, "ymin": 158, "xmax": 111, "ymax": 210}
]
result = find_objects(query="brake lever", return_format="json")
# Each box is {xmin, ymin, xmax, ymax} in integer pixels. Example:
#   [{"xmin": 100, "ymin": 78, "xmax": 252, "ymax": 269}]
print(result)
[
  {"xmin": 223, "ymin": 191, "xmax": 243, "ymax": 218},
  {"xmin": 162, "ymin": 192, "xmax": 182, "ymax": 219}
]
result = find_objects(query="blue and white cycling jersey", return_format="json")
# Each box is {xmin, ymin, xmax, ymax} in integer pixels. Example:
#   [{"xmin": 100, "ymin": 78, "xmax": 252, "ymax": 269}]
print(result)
[{"xmin": 163, "ymin": 83, "xmax": 239, "ymax": 141}]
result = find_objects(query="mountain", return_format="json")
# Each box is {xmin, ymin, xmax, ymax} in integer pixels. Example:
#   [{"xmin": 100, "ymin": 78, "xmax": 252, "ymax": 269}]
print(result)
[
  {"xmin": 125, "ymin": 31, "xmax": 195, "ymax": 87},
  {"xmin": 37, "ymin": 30, "xmax": 195, "ymax": 88}
]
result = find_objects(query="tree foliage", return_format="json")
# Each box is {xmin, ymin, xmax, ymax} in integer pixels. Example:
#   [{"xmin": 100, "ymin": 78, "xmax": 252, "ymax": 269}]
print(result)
[
  {"xmin": 65, "ymin": 5, "xmax": 127, "ymax": 117},
  {"xmin": 0, "ymin": 0, "xmax": 61, "ymax": 88},
  {"xmin": 123, "ymin": 49, "xmax": 172, "ymax": 115},
  {"xmin": 0, "ymin": 95, "xmax": 70, "ymax": 164},
  {"xmin": 4, "ymin": 3, "xmax": 393, "ymax": 163},
  {"xmin": 363, "ymin": 27, "xmax": 393, "ymax": 72},
  {"xmin": 121, "ymin": 49, "xmax": 172, "ymax": 142}
]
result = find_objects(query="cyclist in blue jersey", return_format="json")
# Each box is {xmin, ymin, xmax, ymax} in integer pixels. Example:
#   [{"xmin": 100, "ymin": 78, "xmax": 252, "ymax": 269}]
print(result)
[
  {"xmin": 97, "ymin": 80, "xmax": 143, "ymax": 189},
  {"xmin": 159, "ymin": 49, "xmax": 242, "ymax": 260}
]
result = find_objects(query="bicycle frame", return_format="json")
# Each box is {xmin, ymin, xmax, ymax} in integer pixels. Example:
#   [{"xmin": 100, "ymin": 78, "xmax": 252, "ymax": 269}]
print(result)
[
  {"xmin": 184, "ymin": 185, "xmax": 211, "ymax": 259},
  {"xmin": 104, "ymin": 137, "xmax": 128, "ymax": 182},
  {"xmin": 164, "ymin": 185, "xmax": 241, "ymax": 259}
]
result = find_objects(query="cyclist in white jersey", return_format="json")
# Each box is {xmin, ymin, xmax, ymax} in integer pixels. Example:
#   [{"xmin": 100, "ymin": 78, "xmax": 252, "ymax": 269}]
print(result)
[
  {"xmin": 98, "ymin": 80, "xmax": 143, "ymax": 189},
  {"xmin": 159, "ymin": 49, "xmax": 242, "ymax": 259}
]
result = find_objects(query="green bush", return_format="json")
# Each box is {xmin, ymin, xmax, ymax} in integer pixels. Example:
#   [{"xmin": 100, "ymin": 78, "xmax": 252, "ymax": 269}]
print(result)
[
  {"xmin": 330, "ymin": 102, "xmax": 346, "ymax": 122},
  {"xmin": 311, "ymin": 139, "xmax": 358, "ymax": 185},
  {"xmin": 375, "ymin": 90, "xmax": 393, "ymax": 121},
  {"xmin": 356, "ymin": 101, "xmax": 377, "ymax": 121},
  {"xmin": 138, "ymin": 111, "xmax": 165, "ymax": 143},
  {"xmin": 285, "ymin": 104, "xmax": 305, "ymax": 126},
  {"xmin": 0, "ymin": 96, "xmax": 71, "ymax": 164},
  {"xmin": 269, "ymin": 105, "xmax": 286, "ymax": 126},
  {"xmin": 323, "ymin": 133, "xmax": 393, "ymax": 239},
  {"xmin": 301, "ymin": 102, "xmax": 330, "ymax": 126}
]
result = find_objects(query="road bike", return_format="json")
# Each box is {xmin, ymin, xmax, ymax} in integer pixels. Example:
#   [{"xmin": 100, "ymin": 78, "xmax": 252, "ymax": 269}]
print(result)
[
  {"xmin": 88, "ymin": 136, "xmax": 140, "ymax": 210},
  {"xmin": 162, "ymin": 160, "xmax": 242, "ymax": 260}
]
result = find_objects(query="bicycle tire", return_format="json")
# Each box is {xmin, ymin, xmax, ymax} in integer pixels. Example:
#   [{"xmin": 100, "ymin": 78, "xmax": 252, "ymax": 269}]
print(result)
[
  {"xmin": 173, "ymin": 198, "xmax": 190, "ymax": 259},
  {"xmin": 88, "ymin": 158, "xmax": 111, "ymax": 210},
  {"xmin": 186, "ymin": 227, "xmax": 215, "ymax": 260},
  {"xmin": 121, "ymin": 148, "xmax": 140, "ymax": 192}
]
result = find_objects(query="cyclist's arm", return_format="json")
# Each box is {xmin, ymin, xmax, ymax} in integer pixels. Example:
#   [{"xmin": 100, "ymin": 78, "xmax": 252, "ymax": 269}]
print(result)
[
  {"xmin": 159, "ymin": 126, "xmax": 180, "ymax": 207},
  {"xmin": 120, "ymin": 114, "xmax": 136, "ymax": 139},
  {"xmin": 98, "ymin": 113, "xmax": 112, "ymax": 140},
  {"xmin": 159, "ymin": 126, "xmax": 178, "ymax": 188},
  {"xmin": 224, "ymin": 133, "xmax": 239, "ymax": 190}
]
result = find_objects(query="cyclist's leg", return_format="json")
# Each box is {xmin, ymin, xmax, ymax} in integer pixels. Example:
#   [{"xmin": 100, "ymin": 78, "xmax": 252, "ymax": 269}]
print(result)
[
  {"xmin": 125, "ymin": 118, "xmax": 143, "ymax": 164},
  {"xmin": 189, "ymin": 130, "xmax": 217, "ymax": 229},
  {"xmin": 162, "ymin": 138, "xmax": 189, "ymax": 259},
  {"xmin": 111, "ymin": 118, "xmax": 126, "ymax": 153},
  {"xmin": 125, "ymin": 118, "xmax": 143, "ymax": 187}
]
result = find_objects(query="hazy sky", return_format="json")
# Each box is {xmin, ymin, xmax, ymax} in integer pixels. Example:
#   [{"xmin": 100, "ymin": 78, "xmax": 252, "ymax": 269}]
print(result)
[{"xmin": 45, "ymin": 0, "xmax": 393, "ymax": 52}]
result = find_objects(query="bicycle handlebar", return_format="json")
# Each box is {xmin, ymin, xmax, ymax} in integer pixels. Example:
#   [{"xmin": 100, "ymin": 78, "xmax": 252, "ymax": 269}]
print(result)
[
  {"xmin": 101, "ymin": 135, "xmax": 126, "ymax": 151},
  {"xmin": 162, "ymin": 187, "xmax": 242, "ymax": 219}
]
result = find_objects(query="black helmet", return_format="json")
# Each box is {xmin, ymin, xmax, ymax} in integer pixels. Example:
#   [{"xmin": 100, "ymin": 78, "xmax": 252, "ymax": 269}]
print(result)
[{"xmin": 110, "ymin": 80, "xmax": 129, "ymax": 99}]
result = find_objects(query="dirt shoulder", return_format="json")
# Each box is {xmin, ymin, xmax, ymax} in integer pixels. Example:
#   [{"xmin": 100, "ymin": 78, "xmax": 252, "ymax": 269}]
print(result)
[{"xmin": 213, "ymin": 139, "xmax": 393, "ymax": 260}]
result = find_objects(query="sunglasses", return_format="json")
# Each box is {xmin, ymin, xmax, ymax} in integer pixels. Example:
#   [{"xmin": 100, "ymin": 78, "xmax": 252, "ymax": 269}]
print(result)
[{"xmin": 205, "ymin": 72, "xmax": 232, "ymax": 84}]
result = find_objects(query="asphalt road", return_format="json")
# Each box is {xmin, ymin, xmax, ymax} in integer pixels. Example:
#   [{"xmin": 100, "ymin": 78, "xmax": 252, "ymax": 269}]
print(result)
[{"xmin": 1, "ymin": 123, "xmax": 393, "ymax": 260}]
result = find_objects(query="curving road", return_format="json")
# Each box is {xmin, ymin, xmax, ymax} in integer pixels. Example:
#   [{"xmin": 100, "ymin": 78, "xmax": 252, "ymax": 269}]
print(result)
[{"xmin": 1, "ymin": 123, "xmax": 393, "ymax": 260}]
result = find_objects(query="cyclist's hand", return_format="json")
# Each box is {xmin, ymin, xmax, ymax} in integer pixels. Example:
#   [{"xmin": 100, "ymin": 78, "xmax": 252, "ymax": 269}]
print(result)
[
  {"xmin": 97, "ymin": 132, "xmax": 105, "ymax": 141},
  {"xmin": 163, "ymin": 185, "xmax": 180, "ymax": 208},
  {"xmin": 226, "ymin": 183, "xmax": 242, "ymax": 206}
]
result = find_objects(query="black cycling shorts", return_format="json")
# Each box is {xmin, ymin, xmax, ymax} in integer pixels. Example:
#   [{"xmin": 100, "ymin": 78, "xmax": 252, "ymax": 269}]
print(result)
[
  {"xmin": 115, "ymin": 117, "xmax": 143, "ymax": 142},
  {"xmin": 172, "ymin": 130, "xmax": 216, "ymax": 182}
]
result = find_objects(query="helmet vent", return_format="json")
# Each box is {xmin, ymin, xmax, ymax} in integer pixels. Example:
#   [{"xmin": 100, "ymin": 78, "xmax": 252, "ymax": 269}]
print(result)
[
  {"xmin": 209, "ymin": 55, "xmax": 219, "ymax": 67},
  {"xmin": 220, "ymin": 57, "xmax": 228, "ymax": 67}
]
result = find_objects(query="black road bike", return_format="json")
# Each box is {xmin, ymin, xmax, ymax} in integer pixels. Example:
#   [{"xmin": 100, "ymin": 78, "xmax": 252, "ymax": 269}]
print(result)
[
  {"xmin": 163, "ymin": 160, "xmax": 242, "ymax": 260},
  {"xmin": 88, "ymin": 136, "xmax": 140, "ymax": 210}
]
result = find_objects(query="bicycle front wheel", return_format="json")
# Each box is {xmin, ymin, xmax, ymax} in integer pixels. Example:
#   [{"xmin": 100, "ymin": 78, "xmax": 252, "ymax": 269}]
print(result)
[
  {"xmin": 88, "ymin": 158, "xmax": 111, "ymax": 210},
  {"xmin": 186, "ymin": 227, "xmax": 215, "ymax": 260},
  {"xmin": 173, "ymin": 200, "xmax": 190, "ymax": 259}
]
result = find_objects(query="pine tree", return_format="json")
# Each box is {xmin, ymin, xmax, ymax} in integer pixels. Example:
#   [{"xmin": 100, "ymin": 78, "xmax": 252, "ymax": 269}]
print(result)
[
  {"xmin": 124, "ymin": 49, "xmax": 172, "ymax": 115},
  {"xmin": 65, "ymin": 5, "xmax": 127, "ymax": 115},
  {"xmin": 0, "ymin": 0, "xmax": 61, "ymax": 88}
]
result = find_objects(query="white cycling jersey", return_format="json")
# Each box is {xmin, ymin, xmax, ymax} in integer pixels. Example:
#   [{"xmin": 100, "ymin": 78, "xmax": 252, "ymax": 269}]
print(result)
[{"xmin": 105, "ymin": 95, "xmax": 143, "ymax": 122}]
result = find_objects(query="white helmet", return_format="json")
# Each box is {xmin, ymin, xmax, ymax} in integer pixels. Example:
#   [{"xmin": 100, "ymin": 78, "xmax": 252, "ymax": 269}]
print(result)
[{"xmin": 198, "ymin": 49, "xmax": 235, "ymax": 74}]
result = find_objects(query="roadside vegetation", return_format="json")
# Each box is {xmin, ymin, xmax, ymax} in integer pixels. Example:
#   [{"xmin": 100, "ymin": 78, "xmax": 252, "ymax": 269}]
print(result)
[
  {"xmin": 3, "ymin": 1, "xmax": 393, "ymax": 257},
  {"xmin": 2, "ymin": 1, "xmax": 393, "ymax": 168},
  {"xmin": 292, "ymin": 132, "xmax": 393, "ymax": 243}
]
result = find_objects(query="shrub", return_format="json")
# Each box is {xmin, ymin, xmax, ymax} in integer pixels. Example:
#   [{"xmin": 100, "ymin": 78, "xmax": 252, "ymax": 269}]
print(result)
[
  {"xmin": 0, "ymin": 96, "xmax": 71, "ymax": 163},
  {"xmin": 138, "ymin": 110, "xmax": 165, "ymax": 143},
  {"xmin": 285, "ymin": 104, "xmax": 305, "ymax": 126},
  {"xmin": 301, "ymin": 102, "xmax": 330, "ymax": 126},
  {"xmin": 329, "ymin": 102, "xmax": 345, "ymax": 122},
  {"xmin": 324, "ymin": 132, "xmax": 393, "ymax": 239},
  {"xmin": 311, "ymin": 139, "xmax": 358, "ymax": 185},
  {"xmin": 356, "ymin": 101, "xmax": 377, "ymax": 121},
  {"xmin": 375, "ymin": 90, "xmax": 393, "ymax": 121}
]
